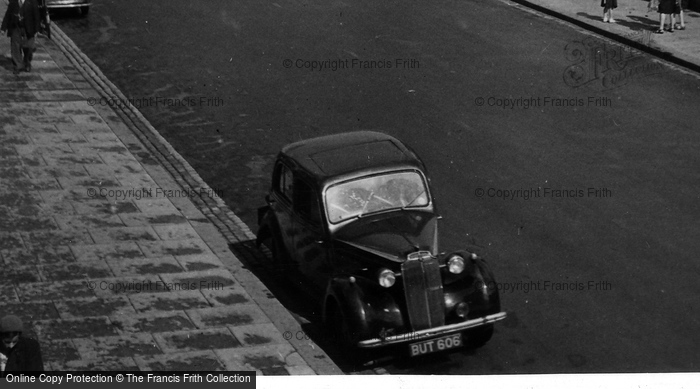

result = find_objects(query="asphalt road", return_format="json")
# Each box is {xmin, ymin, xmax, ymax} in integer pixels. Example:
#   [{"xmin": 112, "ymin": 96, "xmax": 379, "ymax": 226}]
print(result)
[{"xmin": 54, "ymin": 0, "xmax": 700, "ymax": 374}]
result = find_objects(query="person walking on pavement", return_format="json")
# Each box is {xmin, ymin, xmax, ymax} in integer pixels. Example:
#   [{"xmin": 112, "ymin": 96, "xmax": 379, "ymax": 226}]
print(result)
[
  {"xmin": 0, "ymin": 315, "xmax": 44, "ymax": 375},
  {"xmin": 674, "ymin": 0, "xmax": 686, "ymax": 30},
  {"xmin": 655, "ymin": 0, "xmax": 679, "ymax": 33},
  {"xmin": 1, "ymin": 0, "xmax": 42, "ymax": 74},
  {"xmin": 647, "ymin": 0, "xmax": 659, "ymax": 15},
  {"xmin": 601, "ymin": 0, "xmax": 617, "ymax": 23}
]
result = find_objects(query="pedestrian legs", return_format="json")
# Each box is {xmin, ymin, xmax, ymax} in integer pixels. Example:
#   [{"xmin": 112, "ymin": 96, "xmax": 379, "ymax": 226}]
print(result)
[
  {"xmin": 603, "ymin": 7, "xmax": 616, "ymax": 23},
  {"xmin": 9, "ymin": 29, "xmax": 25, "ymax": 72},
  {"xmin": 674, "ymin": 9, "xmax": 685, "ymax": 29},
  {"xmin": 22, "ymin": 37, "xmax": 35, "ymax": 72}
]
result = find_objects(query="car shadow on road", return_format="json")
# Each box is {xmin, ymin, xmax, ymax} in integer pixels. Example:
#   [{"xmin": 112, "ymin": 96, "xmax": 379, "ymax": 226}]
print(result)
[
  {"xmin": 227, "ymin": 241, "xmax": 359, "ymax": 370},
  {"xmin": 226, "ymin": 240, "xmax": 315, "ymax": 320}
]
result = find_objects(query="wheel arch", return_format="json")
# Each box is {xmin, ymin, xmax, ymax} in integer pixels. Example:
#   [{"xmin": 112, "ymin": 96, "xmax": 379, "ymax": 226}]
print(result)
[{"xmin": 323, "ymin": 277, "xmax": 370, "ymax": 337}]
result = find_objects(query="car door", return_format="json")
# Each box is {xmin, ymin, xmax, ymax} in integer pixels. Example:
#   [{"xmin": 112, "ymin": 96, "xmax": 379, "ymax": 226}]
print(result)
[{"xmin": 291, "ymin": 176, "xmax": 332, "ymax": 291}]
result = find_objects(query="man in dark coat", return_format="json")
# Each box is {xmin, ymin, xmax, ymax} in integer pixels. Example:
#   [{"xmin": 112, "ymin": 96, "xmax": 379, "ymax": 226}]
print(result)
[
  {"xmin": 0, "ymin": 315, "xmax": 44, "ymax": 375},
  {"xmin": 1, "ymin": 0, "xmax": 42, "ymax": 73}
]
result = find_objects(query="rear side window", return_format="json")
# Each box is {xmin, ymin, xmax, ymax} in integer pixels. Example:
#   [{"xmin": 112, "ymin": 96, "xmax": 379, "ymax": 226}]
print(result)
[
  {"xmin": 275, "ymin": 163, "xmax": 294, "ymax": 201},
  {"xmin": 293, "ymin": 178, "xmax": 321, "ymax": 225}
]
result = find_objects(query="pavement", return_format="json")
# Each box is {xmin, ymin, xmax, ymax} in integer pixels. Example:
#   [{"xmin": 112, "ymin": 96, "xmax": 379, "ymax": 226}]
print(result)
[
  {"xmin": 0, "ymin": 0, "xmax": 340, "ymax": 375},
  {"xmin": 0, "ymin": 0, "xmax": 697, "ymax": 377},
  {"xmin": 512, "ymin": 0, "xmax": 700, "ymax": 72}
]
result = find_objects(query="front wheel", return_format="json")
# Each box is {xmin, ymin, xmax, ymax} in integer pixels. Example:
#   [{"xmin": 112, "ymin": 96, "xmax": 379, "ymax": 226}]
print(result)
[
  {"xmin": 328, "ymin": 305, "xmax": 370, "ymax": 367},
  {"xmin": 332, "ymin": 306, "xmax": 358, "ymax": 348},
  {"xmin": 464, "ymin": 324, "xmax": 494, "ymax": 349},
  {"xmin": 78, "ymin": 6, "xmax": 90, "ymax": 16}
]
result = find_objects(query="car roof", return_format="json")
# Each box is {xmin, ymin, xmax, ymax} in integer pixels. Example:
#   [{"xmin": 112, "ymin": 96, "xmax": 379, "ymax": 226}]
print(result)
[{"xmin": 281, "ymin": 131, "xmax": 425, "ymax": 180}]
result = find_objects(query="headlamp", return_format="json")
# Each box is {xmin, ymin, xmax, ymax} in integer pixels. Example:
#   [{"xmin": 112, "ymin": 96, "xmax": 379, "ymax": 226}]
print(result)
[
  {"xmin": 447, "ymin": 255, "xmax": 465, "ymax": 274},
  {"xmin": 378, "ymin": 269, "xmax": 396, "ymax": 288}
]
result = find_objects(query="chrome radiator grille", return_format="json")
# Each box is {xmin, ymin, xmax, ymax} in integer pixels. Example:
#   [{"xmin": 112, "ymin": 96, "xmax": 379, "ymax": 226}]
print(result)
[{"xmin": 401, "ymin": 253, "xmax": 445, "ymax": 331}]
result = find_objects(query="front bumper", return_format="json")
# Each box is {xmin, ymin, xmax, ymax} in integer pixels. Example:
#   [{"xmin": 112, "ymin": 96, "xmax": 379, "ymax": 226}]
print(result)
[{"xmin": 357, "ymin": 312, "xmax": 506, "ymax": 348}]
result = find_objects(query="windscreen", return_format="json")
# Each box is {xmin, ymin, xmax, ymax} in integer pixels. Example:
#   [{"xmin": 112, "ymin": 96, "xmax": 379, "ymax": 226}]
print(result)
[{"xmin": 325, "ymin": 171, "xmax": 429, "ymax": 224}]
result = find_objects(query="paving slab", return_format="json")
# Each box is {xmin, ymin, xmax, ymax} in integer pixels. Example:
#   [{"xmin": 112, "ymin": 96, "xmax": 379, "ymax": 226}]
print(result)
[
  {"xmin": 107, "ymin": 256, "xmax": 184, "ymax": 277},
  {"xmin": 134, "ymin": 350, "xmax": 226, "ymax": 371},
  {"xmin": 73, "ymin": 333, "xmax": 162, "ymax": 359},
  {"xmin": 187, "ymin": 305, "xmax": 271, "ymax": 328},
  {"xmin": 49, "ymin": 356, "xmax": 139, "ymax": 372},
  {"xmin": 154, "ymin": 328, "xmax": 242, "ymax": 354},
  {"xmin": 111, "ymin": 311, "xmax": 198, "ymax": 334},
  {"xmin": 128, "ymin": 290, "xmax": 211, "ymax": 313},
  {"xmin": 53, "ymin": 296, "xmax": 137, "ymax": 319}
]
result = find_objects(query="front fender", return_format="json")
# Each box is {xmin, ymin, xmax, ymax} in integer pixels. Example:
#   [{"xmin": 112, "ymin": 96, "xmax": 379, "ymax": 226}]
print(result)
[
  {"xmin": 324, "ymin": 276, "xmax": 404, "ymax": 341},
  {"xmin": 473, "ymin": 256, "xmax": 501, "ymax": 313},
  {"xmin": 442, "ymin": 250, "xmax": 501, "ymax": 318}
]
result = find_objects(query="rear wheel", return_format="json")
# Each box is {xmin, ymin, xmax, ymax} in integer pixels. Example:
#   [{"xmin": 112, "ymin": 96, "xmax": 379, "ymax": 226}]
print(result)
[
  {"xmin": 78, "ymin": 6, "xmax": 90, "ymax": 16},
  {"xmin": 464, "ymin": 324, "xmax": 494, "ymax": 349}
]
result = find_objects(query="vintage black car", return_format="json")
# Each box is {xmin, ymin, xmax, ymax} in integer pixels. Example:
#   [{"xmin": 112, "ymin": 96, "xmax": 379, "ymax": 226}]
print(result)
[{"xmin": 257, "ymin": 131, "xmax": 506, "ymax": 359}]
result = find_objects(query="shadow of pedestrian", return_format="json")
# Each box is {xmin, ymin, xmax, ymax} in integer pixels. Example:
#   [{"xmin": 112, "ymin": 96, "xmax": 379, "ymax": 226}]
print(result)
[
  {"xmin": 576, "ymin": 11, "xmax": 610, "ymax": 23},
  {"xmin": 627, "ymin": 15, "xmax": 661, "ymax": 28},
  {"xmin": 612, "ymin": 18, "xmax": 661, "ymax": 32},
  {"xmin": 1, "ymin": 58, "xmax": 14, "ymax": 72},
  {"xmin": 576, "ymin": 12, "xmax": 658, "ymax": 32}
]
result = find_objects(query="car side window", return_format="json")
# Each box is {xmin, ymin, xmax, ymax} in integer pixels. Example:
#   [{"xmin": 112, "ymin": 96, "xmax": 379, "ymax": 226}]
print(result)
[
  {"xmin": 293, "ymin": 178, "xmax": 321, "ymax": 225},
  {"xmin": 276, "ymin": 163, "xmax": 294, "ymax": 202}
]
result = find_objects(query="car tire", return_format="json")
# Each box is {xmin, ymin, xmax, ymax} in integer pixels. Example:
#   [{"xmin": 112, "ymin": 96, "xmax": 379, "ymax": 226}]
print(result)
[
  {"xmin": 331, "ymin": 306, "xmax": 356, "ymax": 348},
  {"xmin": 464, "ymin": 324, "xmax": 494, "ymax": 349},
  {"xmin": 330, "ymin": 305, "xmax": 370, "ymax": 367},
  {"xmin": 78, "ymin": 6, "xmax": 89, "ymax": 17}
]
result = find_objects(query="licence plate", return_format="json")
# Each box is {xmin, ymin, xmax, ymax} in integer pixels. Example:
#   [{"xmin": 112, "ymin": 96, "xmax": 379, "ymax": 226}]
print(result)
[{"xmin": 409, "ymin": 333, "xmax": 462, "ymax": 357}]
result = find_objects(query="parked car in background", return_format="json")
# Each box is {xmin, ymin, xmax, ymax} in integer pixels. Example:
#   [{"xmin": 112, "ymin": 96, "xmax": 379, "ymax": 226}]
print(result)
[
  {"xmin": 35, "ymin": 0, "xmax": 91, "ymax": 39},
  {"xmin": 257, "ymin": 131, "xmax": 506, "ymax": 361},
  {"xmin": 46, "ymin": 0, "xmax": 91, "ymax": 16}
]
